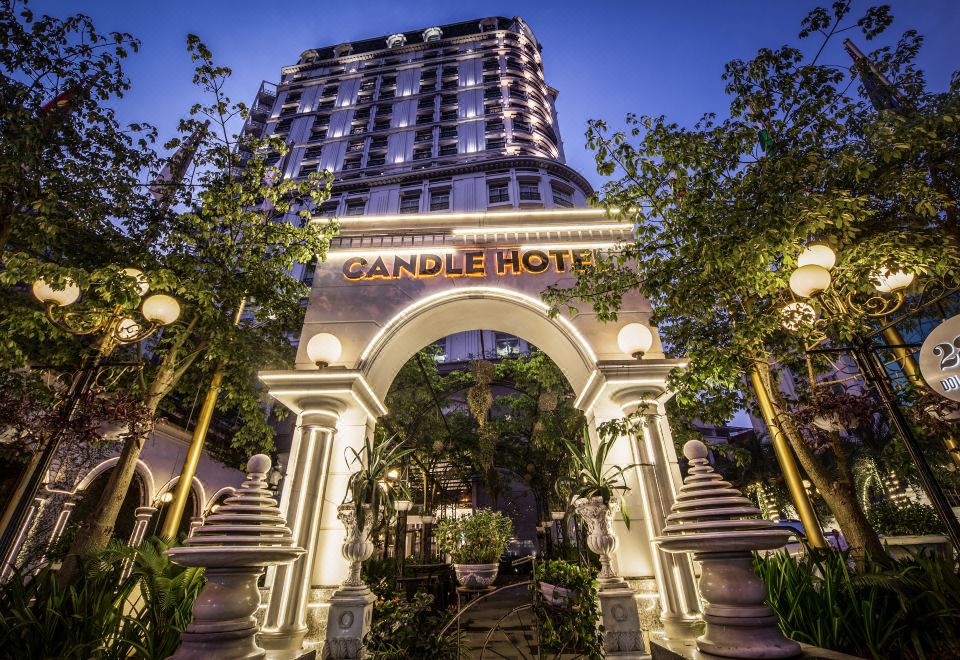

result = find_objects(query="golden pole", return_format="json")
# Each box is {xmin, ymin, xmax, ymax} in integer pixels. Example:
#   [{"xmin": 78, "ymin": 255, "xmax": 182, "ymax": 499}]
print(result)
[
  {"xmin": 882, "ymin": 326, "xmax": 960, "ymax": 469},
  {"xmin": 159, "ymin": 300, "xmax": 245, "ymax": 540},
  {"xmin": 749, "ymin": 365, "xmax": 829, "ymax": 549}
]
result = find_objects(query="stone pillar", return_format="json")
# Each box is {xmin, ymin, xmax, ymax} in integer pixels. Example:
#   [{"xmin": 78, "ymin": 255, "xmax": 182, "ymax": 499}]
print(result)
[
  {"xmin": 618, "ymin": 393, "xmax": 702, "ymax": 637},
  {"xmin": 48, "ymin": 498, "xmax": 78, "ymax": 548},
  {"xmin": 129, "ymin": 506, "xmax": 157, "ymax": 546},
  {"xmin": 1, "ymin": 495, "xmax": 45, "ymax": 578},
  {"xmin": 260, "ymin": 406, "xmax": 339, "ymax": 655}
]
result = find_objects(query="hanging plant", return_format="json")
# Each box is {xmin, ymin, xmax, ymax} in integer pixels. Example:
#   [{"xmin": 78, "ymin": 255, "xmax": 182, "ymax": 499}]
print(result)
[{"xmin": 538, "ymin": 392, "xmax": 558, "ymax": 412}]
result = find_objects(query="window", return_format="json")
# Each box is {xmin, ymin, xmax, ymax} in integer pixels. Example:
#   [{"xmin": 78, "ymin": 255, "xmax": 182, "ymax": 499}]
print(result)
[
  {"xmin": 519, "ymin": 181, "xmax": 541, "ymax": 201},
  {"xmin": 440, "ymin": 94, "xmax": 456, "ymax": 107},
  {"xmin": 298, "ymin": 163, "xmax": 319, "ymax": 176},
  {"xmin": 484, "ymin": 87, "xmax": 502, "ymax": 100},
  {"xmin": 438, "ymin": 144, "xmax": 457, "ymax": 156},
  {"xmin": 415, "ymin": 130, "xmax": 433, "ymax": 143},
  {"xmin": 317, "ymin": 201, "xmax": 338, "ymax": 217},
  {"xmin": 345, "ymin": 198, "xmax": 366, "ymax": 215},
  {"xmin": 367, "ymin": 155, "xmax": 386, "ymax": 167},
  {"xmin": 342, "ymin": 158, "xmax": 361, "ymax": 171},
  {"xmin": 418, "ymin": 97, "xmax": 434, "ymax": 109},
  {"xmin": 429, "ymin": 190, "xmax": 450, "ymax": 211},
  {"xmin": 370, "ymin": 137, "xmax": 388, "ymax": 149},
  {"xmin": 513, "ymin": 119, "xmax": 532, "ymax": 133},
  {"xmin": 552, "ymin": 186, "xmax": 574, "ymax": 208},
  {"xmin": 400, "ymin": 192, "xmax": 421, "ymax": 213},
  {"xmin": 350, "ymin": 125, "xmax": 366, "ymax": 136},
  {"xmin": 414, "ymin": 148, "xmax": 432, "ymax": 161},
  {"xmin": 275, "ymin": 118, "xmax": 293, "ymax": 133},
  {"xmin": 486, "ymin": 120, "xmax": 504, "ymax": 132},
  {"xmin": 488, "ymin": 182, "xmax": 510, "ymax": 204},
  {"xmin": 374, "ymin": 120, "xmax": 390, "ymax": 131},
  {"xmin": 486, "ymin": 137, "xmax": 505, "ymax": 150},
  {"xmin": 439, "ymin": 127, "xmax": 457, "ymax": 140},
  {"xmin": 379, "ymin": 89, "xmax": 395, "ymax": 100},
  {"xmin": 304, "ymin": 145, "xmax": 323, "ymax": 159},
  {"xmin": 495, "ymin": 333, "xmax": 521, "ymax": 357},
  {"xmin": 318, "ymin": 100, "xmax": 335, "ymax": 110},
  {"xmin": 440, "ymin": 110, "xmax": 457, "ymax": 121},
  {"xmin": 347, "ymin": 140, "xmax": 364, "ymax": 153}
]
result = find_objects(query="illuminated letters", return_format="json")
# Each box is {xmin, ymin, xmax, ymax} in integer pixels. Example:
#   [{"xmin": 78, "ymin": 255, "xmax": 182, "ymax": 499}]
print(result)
[{"xmin": 341, "ymin": 249, "xmax": 597, "ymax": 281}]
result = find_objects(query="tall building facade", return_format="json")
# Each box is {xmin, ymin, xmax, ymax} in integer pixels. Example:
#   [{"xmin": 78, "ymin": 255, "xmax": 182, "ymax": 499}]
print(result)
[{"xmin": 253, "ymin": 17, "xmax": 702, "ymax": 655}]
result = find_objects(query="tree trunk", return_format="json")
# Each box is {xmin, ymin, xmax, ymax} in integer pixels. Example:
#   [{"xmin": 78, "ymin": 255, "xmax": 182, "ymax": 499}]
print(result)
[
  {"xmin": 758, "ymin": 360, "xmax": 888, "ymax": 563},
  {"xmin": 57, "ymin": 324, "xmax": 196, "ymax": 588}
]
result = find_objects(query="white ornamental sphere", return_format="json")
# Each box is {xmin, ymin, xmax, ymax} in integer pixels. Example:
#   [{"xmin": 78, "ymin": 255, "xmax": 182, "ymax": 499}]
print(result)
[
  {"xmin": 306, "ymin": 332, "xmax": 342, "ymax": 367},
  {"xmin": 871, "ymin": 268, "xmax": 914, "ymax": 293},
  {"xmin": 32, "ymin": 277, "xmax": 81, "ymax": 307},
  {"xmin": 122, "ymin": 268, "xmax": 150, "ymax": 296},
  {"xmin": 789, "ymin": 264, "xmax": 831, "ymax": 298},
  {"xmin": 141, "ymin": 294, "xmax": 181, "ymax": 326},
  {"xmin": 797, "ymin": 244, "xmax": 836, "ymax": 271},
  {"xmin": 780, "ymin": 302, "xmax": 817, "ymax": 331},
  {"xmin": 617, "ymin": 323, "xmax": 654, "ymax": 358}
]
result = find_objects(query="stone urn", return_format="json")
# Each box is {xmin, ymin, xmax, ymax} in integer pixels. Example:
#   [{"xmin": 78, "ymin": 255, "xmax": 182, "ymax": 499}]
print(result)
[
  {"xmin": 166, "ymin": 455, "xmax": 304, "ymax": 660},
  {"xmin": 574, "ymin": 495, "xmax": 620, "ymax": 586},
  {"xmin": 453, "ymin": 562, "xmax": 499, "ymax": 589},
  {"xmin": 656, "ymin": 440, "xmax": 801, "ymax": 659},
  {"xmin": 338, "ymin": 502, "xmax": 374, "ymax": 588}
]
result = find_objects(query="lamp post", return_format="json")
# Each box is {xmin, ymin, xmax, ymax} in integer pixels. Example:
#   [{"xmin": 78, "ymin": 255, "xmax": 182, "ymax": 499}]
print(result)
[
  {"xmin": 781, "ymin": 244, "xmax": 960, "ymax": 552},
  {"xmin": 0, "ymin": 270, "xmax": 180, "ymax": 569}
]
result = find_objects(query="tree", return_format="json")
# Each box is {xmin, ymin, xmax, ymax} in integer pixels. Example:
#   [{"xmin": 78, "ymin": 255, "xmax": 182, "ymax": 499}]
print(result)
[
  {"xmin": 543, "ymin": 2, "xmax": 959, "ymax": 559},
  {"xmin": 0, "ymin": 32, "xmax": 338, "ymax": 582}
]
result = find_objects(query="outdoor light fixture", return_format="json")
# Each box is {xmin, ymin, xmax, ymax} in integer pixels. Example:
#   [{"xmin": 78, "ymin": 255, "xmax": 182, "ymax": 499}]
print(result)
[
  {"xmin": 32, "ymin": 277, "xmax": 80, "ymax": 307},
  {"xmin": 788, "ymin": 264, "xmax": 832, "ymax": 298},
  {"xmin": 386, "ymin": 468, "xmax": 399, "ymax": 480},
  {"xmin": 871, "ymin": 268, "xmax": 914, "ymax": 293},
  {"xmin": 160, "ymin": 492, "xmax": 174, "ymax": 504},
  {"xmin": 306, "ymin": 332, "xmax": 342, "ymax": 368},
  {"xmin": 796, "ymin": 243, "xmax": 836, "ymax": 271},
  {"xmin": 780, "ymin": 302, "xmax": 817, "ymax": 331},
  {"xmin": 141, "ymin": 294, "xmax": 181, "ymax": 326},
  {"xmin": 617, "ymin": 322, "xmax": 654, "ymax": 359},
  {"xmin": 122, "ymin": 268, "xmax": 150, "ymax": 296}
]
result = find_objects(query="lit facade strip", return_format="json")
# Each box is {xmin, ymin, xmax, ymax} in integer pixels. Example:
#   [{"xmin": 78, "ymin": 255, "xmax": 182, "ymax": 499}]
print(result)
[
  {"xmin": 327, "ymin": 247, "xmax": 456, "ymax": 258},
  {"xmin": 320, "ymin": 208, "xmax": 622, "ymax": 224},
  {"xmin": 451, "ymin": 223, "xmax": 628, "ymax": 235},
  {"xmin": 519, "ymin": 242, "xmax": 618, "ymax": 251},
  {"xmin": 357, "ymin": 285, "xmax": 598, "ymax": 364}
]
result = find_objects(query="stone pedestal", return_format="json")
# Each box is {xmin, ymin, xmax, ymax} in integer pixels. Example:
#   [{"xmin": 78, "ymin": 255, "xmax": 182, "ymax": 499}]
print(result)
[
  {"xmin": 599, "ymin": 587, "xmax": 647, "ymax": 657},
  {"xmin": 320, "ymin": 585, "xmax": 375, "ymax": 659}
]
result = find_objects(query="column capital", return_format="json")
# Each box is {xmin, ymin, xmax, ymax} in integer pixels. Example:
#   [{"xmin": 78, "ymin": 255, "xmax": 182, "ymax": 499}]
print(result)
[
  {"xmin": 259, "ymin": 368, "xmax": 387, "ymax": 425},
  {"xmin": 578, "ymin": 358, "xmax": 686, "ymax": 417}
]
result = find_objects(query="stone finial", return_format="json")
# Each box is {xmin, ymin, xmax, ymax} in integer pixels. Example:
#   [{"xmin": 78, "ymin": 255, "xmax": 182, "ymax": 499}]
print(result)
[
  {"xmin": 177, "ymin": 454, "xmax": 298, "ymax": 552},
  {"xmin": 167, "ymin": 455, "xmax": 304, "ymax": 660},
  {"xmin": 655, "ymin": 440, "xmax": 801, "ymax": 659}
]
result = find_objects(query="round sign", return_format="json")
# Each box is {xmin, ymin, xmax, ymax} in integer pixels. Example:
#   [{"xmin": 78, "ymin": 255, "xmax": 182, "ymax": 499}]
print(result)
[{"xmin": 919, "ymin": 314, "xmax": 960, "ymax": 402}]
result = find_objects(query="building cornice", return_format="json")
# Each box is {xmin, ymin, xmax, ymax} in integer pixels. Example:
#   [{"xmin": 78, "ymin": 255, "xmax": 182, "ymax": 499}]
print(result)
[{"xmin": 329, "ymin": 156, "xmax": 594, "ymax": 198}]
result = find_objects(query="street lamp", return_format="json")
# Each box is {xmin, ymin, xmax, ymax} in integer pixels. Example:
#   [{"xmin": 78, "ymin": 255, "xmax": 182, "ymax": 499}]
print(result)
[
  {"xmin": 306, "ymin": 332, "xmax": 342, "ymax": 368},
  {"xmin": 780, "ymin": 245, "xmax": 960, "ymax": 551},
  {"xmin": 0, "ymin": 269, "xmax": 181, "ymax": 571},
  {"xmin": 617, "ymin": 322, "xmax": 654, "ymax": 359}
]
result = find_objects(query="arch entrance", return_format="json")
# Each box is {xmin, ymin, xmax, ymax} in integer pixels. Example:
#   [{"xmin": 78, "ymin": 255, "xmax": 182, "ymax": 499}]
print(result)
[{"xmin": 258, "ymin": 208, "xmax": 701, "ymax": 654}]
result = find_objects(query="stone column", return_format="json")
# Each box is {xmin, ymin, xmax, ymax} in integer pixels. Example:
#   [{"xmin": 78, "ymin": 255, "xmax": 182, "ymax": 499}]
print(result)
[
  {"xmin": 618, "ymin": 393, "xmax": 701, "ymax": 638},
  {"xmin": 129, "ymin": 506, "xmax": 157, "ymax": 546},
  {"xmin": 260, "ymin": 406, "xmax": 339, "ymax": 655}
]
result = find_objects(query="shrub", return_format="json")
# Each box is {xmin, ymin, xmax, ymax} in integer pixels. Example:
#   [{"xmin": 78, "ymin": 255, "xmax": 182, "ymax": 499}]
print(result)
[
  {"xmin": 867, "ymin": 499, "xmax": 944, "ymax": 537},
  {"xmin": 755, "ymin": 549, "xmax": 960, "ymax": 659},
  {"xmin": 363, "ymin": 592, "xmax": 460, "ymax": 659},
  {"xmin": 434, "ymin": 509, "xmax": 512, "ymax": 564},
  {"xmin": 0, "ymin": 537, "xmax": 202, "ymax": 659},
  {"xmin": 534, "ymin": 559, "xmax": 604, "ymax": 660}
]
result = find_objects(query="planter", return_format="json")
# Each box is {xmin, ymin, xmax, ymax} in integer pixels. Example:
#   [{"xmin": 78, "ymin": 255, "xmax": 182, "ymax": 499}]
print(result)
[
  {"xmin": 453, "ymin": 562, "xmax": 499, "ymax": 589},
  {"xmin": 882, "ymin": 534, "xmax": 950, "ymax": 560},
  {"xmin": 538, "ymin": 581, "xmax": 578, "ymax": 608},
  {"xmin": 574, "ymin": 496, "xmax": 620, "ymax": 584},
  {"xmin": 550, "ymin": 511, "xmax": 566, "ymax": 521},
  {"xmin": 338, "ymin": 502, "xmax": 374, "ymax": 588}
]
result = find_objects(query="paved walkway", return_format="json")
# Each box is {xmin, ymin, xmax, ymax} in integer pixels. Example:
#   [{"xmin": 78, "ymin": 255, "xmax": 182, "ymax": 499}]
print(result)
[{"xmin": 453, "ymin": 582, "xmax": 592, "ymax": 659}]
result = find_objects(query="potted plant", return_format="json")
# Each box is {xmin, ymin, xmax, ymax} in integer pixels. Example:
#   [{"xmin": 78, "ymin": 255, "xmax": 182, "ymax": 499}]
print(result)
[
  {"xmin": 562, "ymin": 435, "xmax": 639, "ymax": 584},
  {"xmin": 867, "ymin": 498, "xmax": 949, "ymax": 559},
  {"xmin": 341, "ymin": 434, "xmax": 413, "ymax": 585},
  {"xmin": 435, "ymin": 508, "xmax": 513, "ymax": 589},
  {"xmin": 534, "ymin": 559, "xmax": 604, "ymax": 658}
]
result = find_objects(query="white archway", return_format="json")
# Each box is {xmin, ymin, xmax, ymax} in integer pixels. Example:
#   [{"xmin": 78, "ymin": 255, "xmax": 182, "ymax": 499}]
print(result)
[{"xmin": 358, "ymin": 286, "xmax": 597, "ymax": 402}]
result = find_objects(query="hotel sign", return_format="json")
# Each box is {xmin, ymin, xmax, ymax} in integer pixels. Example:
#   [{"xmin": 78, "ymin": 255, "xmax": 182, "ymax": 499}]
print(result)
[
  {"xmin": 919, "ymin": 314, "xmax": 960, "ymax": 402},
  {"xmin": 342, "ymin": 248, "xmax": 594, "ymax": 281}
]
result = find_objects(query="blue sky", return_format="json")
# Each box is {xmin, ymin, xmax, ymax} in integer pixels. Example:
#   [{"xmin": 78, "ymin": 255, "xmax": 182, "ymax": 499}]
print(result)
[{"xmin": 32, "ymin": 1, "xmax": 959, "ymax": 189}]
